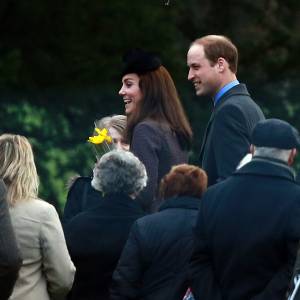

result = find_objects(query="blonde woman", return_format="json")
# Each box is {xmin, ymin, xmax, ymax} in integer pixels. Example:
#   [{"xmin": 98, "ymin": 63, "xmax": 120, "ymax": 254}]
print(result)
[
  {"xmin": 0, "ymin": 134, "xmax": 75, "ymax": 300},
  {"xmin": 95, "ymin": 115, "xmax": 129, "ymax": 151}
]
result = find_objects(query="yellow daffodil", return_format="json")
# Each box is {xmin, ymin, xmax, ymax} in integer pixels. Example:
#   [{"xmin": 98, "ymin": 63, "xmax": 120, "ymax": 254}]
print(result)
[
  {"xmin": 88, "ymin": 128, "xmax": 112, "ymax": 144},
  {"xmin": 87, "ymin": 127, "xmax": 114, "ymax": 159}
]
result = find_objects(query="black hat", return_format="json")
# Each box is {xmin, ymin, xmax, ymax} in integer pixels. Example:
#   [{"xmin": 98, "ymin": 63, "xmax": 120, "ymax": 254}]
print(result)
[
  {"xmin": 251, "ymin": 118, "xmax": 300, "ymax": 149},
  {"xmin": 121, "ymin": 48, "xmax": 162, "ymax": 77}
]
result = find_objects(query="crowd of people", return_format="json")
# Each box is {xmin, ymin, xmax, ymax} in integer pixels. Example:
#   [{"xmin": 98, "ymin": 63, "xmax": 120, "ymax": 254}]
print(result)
[{"xmin": 1, "ymin": 34, "xmax": 300, "ymax": 300}]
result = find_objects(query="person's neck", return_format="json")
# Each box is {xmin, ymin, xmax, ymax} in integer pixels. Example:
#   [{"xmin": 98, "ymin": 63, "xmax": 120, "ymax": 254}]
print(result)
[
  {"xmin": 212, "ymin": 75, "xmax": 238, "ymax": 105},
  {"xmin": 217, "ymin": 74, "xmax": 238, "ymax": 93}
]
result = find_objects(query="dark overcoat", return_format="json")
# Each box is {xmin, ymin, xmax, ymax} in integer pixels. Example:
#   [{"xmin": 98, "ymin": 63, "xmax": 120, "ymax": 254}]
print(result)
[
  {"xmin": 64, "ymin": 193, "xmax": 144, "ymax": 300},
  {"xmin": 289, "ymin": 277, "xmax": 300, "ymax": 300},
  {"xmin": 111, "ymin": 196, "xmax": 200, "ymax": 300},
  {"xmin": 62, "ymin": 176, "xmax": 103, "ymax": 225},
  {"xmin": 0, "ymin": 180, "xmax": 22, "ymax": 300},
  {"xmin": 199, "ymin": 83, "xmax": 265, "ymax": 186},
  {"xmin": 131, "ymin": 120, "xmax": 188, "ymax": 212},
  {"xmin": 291, "ymin": 245, "xmax": 300, "ymax": 298},
  {"xmin": 191, "ymin": 158, "xmax": 300, "ymax": 300}
]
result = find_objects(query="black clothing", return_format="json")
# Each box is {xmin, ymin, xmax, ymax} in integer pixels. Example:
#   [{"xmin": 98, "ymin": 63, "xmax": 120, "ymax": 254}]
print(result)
[
  {"xmin": 111, "ymin": 196, "xmax": 200, "ymax": 300},
  {"xmin": 251, "ymin": 118, "xmax": 300, "ymax": 149},
  {"xmin": 62, "ymin": 176, "xmax": 103, "ymax": 224},
  {"xmin": 64, "ymin": 193, "xmax": 144, "ymax": 300},
  {"xmin": 191, "ymin": 158, "xmax": 300, "ymax": 300},
  {"xmin": 0, "ymin": 180, "xmax": 22, "ymax": 300},
  {"xmin": 199, "ymin": 84, "xmax": 265, "ymax": 186},
  {"xmin": 290, "ymin": 276, "xmax": 300, "ymax": 300}
]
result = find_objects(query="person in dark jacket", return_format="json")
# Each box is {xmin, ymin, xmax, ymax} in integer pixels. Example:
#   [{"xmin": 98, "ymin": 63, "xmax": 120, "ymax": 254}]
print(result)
[
  {"xmin": 190, "ymin": 118, "xmax": 300, "ymax": 300},
  {"xmin": 290, "ymin": 276, "xmax": 300, "ymax": 300},
  {"xmin": 64, "ymin": 150, "xmax": 147, "ymax": 300},
  {"xmin": 119, "ymin": 49, "xmax": 193, "ymax": 212},
  {"xmin": 288, "ymin": 276, "xmax": 300, "ymax": 300},
  {"xmin": 111, "ymin": 163, "xmax": 207, "ymax": 300},
  {"xmin": 62, "ymin": 115, "xmax": 129, "ymax": 224},
  {"xmin": 187, "ymin": 35, "xmax": 265, "ymax": 186},
  {"xmin": 290, "ymin": 246, "xmax": 300, "ymax": 299},
  {"xmin": 0, "ymin": 179, "xmax": 22, "ymax": 300}
]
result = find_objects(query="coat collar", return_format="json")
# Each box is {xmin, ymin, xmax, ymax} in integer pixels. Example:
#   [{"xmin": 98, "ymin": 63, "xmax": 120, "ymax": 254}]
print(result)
[
  {"xmin": 159, "ymin": 196, "xmax": 200, "ymax": 211},
  {"xmin": 199, "ymin": 83, "xmax": 251, "ymax": 166},
  {"xmin": 234, "ymin": 157, "xmax": 296, "ymax": 182},
  {"xmin": 99, "ymin": 193, "xmax": 144, "ymax": 212},
  {"xmin": 199, "ymin": 84, "xmax": 250, "ymax": 160},
  {"xmin": 215, "ymin": 83, "xmax": 250, "ymax": 110}
]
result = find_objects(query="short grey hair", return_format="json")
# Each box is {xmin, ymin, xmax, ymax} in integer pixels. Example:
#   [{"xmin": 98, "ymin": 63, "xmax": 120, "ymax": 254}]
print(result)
[
  {"xmin": 91, "ymin": 150, "xmax": 147, "ymax": 196},
  {"xmin": 253, "ymin": 147, "xmax": 292, "ymax": 163}
]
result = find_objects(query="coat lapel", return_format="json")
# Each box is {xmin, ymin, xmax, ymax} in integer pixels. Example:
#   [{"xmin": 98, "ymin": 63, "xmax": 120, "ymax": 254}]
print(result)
[
  {"xmin": 199, "ymin": 110, "xmax": 215, "ymax": 165},
  {"xmin": 198, "ymin": 84, "xmax": 250, "ymax": 166}
]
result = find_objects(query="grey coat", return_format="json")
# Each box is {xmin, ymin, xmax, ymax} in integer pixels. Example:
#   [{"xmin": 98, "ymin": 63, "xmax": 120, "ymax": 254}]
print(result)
[{"xmin": 131, "ymin": 120, "xmax": 188, "ymax": 212}]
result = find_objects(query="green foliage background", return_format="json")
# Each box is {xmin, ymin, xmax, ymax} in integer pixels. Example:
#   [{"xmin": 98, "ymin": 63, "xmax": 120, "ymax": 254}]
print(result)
[{"xmin": 0, "ymin": 0, "xmax": 299, "ymax": 212}]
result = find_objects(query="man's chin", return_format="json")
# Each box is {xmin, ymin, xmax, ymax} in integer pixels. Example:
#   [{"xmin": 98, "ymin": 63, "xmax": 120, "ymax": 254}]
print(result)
[{"xmin": 195, "ymin": 89, "xmax": 203, "ymax": 96}]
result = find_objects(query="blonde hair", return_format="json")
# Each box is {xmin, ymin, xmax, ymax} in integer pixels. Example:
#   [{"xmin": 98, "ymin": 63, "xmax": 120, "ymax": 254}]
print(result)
[
  {"xmin": 0, "ymin": 134, "xmax": 39, "ymax": 206},
  {"xmin": 94, "ymin": 115, "xmax": 127, "ymax": 136}
]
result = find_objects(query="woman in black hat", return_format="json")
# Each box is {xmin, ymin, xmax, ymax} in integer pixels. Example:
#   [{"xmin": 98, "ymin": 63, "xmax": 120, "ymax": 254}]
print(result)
[{"xmin": 119, "ymin": 49, "xmax": 193, "ymax": 213}]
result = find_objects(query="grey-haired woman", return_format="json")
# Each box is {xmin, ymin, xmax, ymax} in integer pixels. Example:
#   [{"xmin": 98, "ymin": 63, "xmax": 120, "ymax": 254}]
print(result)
[{"xmin": 64, "ymin": 150, "xmax": 147, "ymax": 300}]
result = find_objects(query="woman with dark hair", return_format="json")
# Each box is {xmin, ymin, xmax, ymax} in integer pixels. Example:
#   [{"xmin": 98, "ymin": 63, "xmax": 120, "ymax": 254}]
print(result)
[
  {"xmin": 111, "ymin": 164, "xmax": 207, "ymax": 300},
  {"xmin": 119, "ymin": 49, "xmax": 193, "ymax": 212}
]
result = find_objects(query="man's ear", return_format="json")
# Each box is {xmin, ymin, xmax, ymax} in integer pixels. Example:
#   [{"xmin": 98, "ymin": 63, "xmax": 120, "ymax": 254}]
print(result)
[
  {"xmin": 216, "ymin": 57, "xmax": 226, "ymax": 72},
  {"xmin": 250, "ymin": 144, "xmax": 255, "ymax": 155},
  {"xmin": 288, "ymin": 148, "xmax": 297, "ymax": 166}
]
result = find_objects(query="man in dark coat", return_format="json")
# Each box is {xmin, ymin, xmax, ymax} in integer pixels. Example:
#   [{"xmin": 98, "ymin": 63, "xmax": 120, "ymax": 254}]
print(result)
[
  {"xmin": 187, "ymin": 35, "xmax": 265, "ymax": 186},
  {"xmin": 0, "ymin": 179, "xmax": 22, "ymax": 300},
  {"xmin": 190, "ymin": 119, "xmax": 300, "ymax": 300},
  {"xmin": 290, "ymin": 245, "xmax": 300, "ymax": 300},
  {"xmin": 290, "ymin": 276, "xmax": 300, "ymax": 300}
]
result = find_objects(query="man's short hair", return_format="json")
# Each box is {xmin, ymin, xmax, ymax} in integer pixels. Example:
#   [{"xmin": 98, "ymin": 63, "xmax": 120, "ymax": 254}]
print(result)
[
  {"xmin": 253, "ymin": 147, "xmax": 292, "ymax": 163},
  {"xmin": 191, "ymin": 35, "xmax": 238, "ymax": 73}
]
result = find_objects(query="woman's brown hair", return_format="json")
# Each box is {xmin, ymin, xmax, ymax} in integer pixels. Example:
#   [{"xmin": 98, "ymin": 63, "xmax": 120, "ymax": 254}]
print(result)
[
  {"xmin": 125, "ymin": 66, "xmax": 193, "ymax": 150},
  {"xmin": 159, "ymin": 164, "xmax": 207, "ymax": 200}
]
